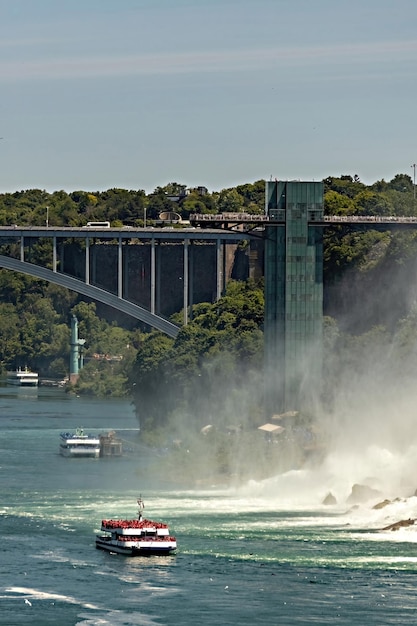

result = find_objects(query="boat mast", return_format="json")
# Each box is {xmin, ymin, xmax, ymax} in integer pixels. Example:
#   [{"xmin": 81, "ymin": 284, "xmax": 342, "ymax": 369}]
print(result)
[{"xmin": 137, "ymin": 496, "xmax": 145, "ymax": 520}]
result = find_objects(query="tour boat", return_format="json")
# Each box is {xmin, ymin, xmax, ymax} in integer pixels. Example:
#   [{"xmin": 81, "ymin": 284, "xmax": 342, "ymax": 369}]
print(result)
[
  {"xmin": 95, "ymin": 498, "xmax": 177, "ymax": 556},
  {"xmin": 7, "ymin": 367, "xmax": 38, "ymax": 387},
  {"xmin": 59, "ymin": 428, "xmax": 101, "ymax": 458}
]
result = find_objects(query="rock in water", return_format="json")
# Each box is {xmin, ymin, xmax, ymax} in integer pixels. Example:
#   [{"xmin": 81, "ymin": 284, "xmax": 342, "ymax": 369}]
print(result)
[
  {"xmin": 373, "ymin": 499, "xmax": 391, "ymax": 510},
  {"xmin": 382, "ymin": 519, "xmax": 415, "ymax": 531},
  {"xmin": 322, "ymin": 492, "xmax": 337, "ymax": 505},
  {"xmin": 346, "ymin": 483, "xmax": 381, "ymax": 505}
]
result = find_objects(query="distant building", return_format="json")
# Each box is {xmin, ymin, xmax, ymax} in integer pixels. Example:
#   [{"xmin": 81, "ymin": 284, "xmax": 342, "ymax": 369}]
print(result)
[{"xmin": 166, "ymin": 186, "xmax": 208, "ymax": 203}]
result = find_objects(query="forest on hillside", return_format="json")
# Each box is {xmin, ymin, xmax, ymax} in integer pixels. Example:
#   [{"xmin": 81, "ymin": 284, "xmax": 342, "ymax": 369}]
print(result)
[
  {"xmin": 1, "ymin": 173, "xmax": 417, "ymax": 437},
  {"xmin": 0, "ymin": 173, "xmax": 415, "ymax": 228}
]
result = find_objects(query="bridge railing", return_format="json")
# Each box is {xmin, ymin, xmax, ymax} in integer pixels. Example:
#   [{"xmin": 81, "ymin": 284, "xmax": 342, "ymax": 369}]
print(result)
[
  {"xmin": 189, "ymin": 213, "xmax": 271, "ymax": 223},
  {"xmin": 190, "ymin": 213, "xmax": 417, "ymax": 225}
]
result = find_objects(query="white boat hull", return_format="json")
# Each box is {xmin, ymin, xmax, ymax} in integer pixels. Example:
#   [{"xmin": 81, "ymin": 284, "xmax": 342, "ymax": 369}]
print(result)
[
  {"xmin": 60, "ymin": 446, "xmax": 100, "ymax": 458},
  {"xmin": 95, "ymin": 535, "xmax": 177, "ymax": 556}
]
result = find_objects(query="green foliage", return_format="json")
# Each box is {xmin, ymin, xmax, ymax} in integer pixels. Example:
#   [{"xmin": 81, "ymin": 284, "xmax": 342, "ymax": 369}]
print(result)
[
  {"xmin": 0, "ymin": 262, "xmax": 138, "ymax": 390},
  {"xmin": 324, "ymin": 190, "xmax": 356, "ymax": 215},
  {"xmin": 235, "ymin": 180, "xmax": 265, "ymax": 212},
  {"xmin": 72, "ymin": 359, "xmax": 130, "ymax": 396},
  {"xmin": 0, "ymin": 273, "xmax": 71, "ymax": 371},
  {"xmin": 391, "ymin": 303, "xmax": 417, "ymax": 377},
  {"xmin": 146, "ymin": 187, "xmax": 179, "ymax": 220},
  {"xmin": 71, "ymin": 302, "xmax": 104, "ymax": 344},
  {"xmin": 1, "ymin": 172, "xmax": 417, "ymax": 411},
  {"xmin": 68, "ymin": 303, "xmax": 136, "ymax": 396},
  {"xmin": 0, "ymin": 175, "xmax": 413, "ymax": 229},
  {"xmin": 130, "ymin": 280, "xmax": 264, "ymax": 434},
  {"xmin": 353, "ymin": 190, "xmax": 394, "ymax": 216},
  {"xmin": 324, "ymin": 228, "xmax": 389, "ymax": 277},
  {"xmin": 371, "ymin": 173, "xmax": 414, "ymax": 194},
  {"xmin": 216, "ymin": 188, "xmax": 245, "ymax": 213},
  {"xmin": 45, "ymin": 283, "xmax": 78, "ymax": 315},
  {"xmin": 0, "ymin": 303, "xmax": 20, "ymax": 367},
  {"xmin": 323, "ymin": 175, "xmax": 365, "ymax": 198},
  {"xmin": 383, "ymin": 229, "xmax": 417, "ymax": 263},
  {"xmin": 325, "ymin": 174, "xmax": 416, "ymax": 215},
  {"xmin": 180, "ymin": 191, "xmax": 216, "ymax": 216}
]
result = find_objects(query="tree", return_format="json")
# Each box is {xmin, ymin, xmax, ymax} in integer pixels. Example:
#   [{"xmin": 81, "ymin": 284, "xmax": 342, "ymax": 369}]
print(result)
[
  {"xmin": 129, "ymin": 332, "xmax": 175, "ymax": 429},
  {"xmin": 387, "ymin": 173, "xmax": 413, "ymax": 194},
  {"xmin": 235, "ymin": 180, "xmax": 265, "ymax": 212},
  {"xmin": 130, "ymin": 280, "xmax": 264, "ymax": 434},
  {"xmin": 146, "ymin": 188, "xmax": 177, "ymax": 220},
  {"xmin": 0, "ymin": 303, "xmax": 20, "ymax": 368},
  {"xmin": 323, "ymin": 175, "xmax": 365, "ymax": 198},
  {"xmin": 216, "ymin": 188, "xmax": 245, "ymax": 213},
  {"xmin": 324, "ymin": 190, "xmax": 355, "ymax": 215},
  {"xmin": 354, "ymin": 190, "xmax": 393, "ymax": 216}
]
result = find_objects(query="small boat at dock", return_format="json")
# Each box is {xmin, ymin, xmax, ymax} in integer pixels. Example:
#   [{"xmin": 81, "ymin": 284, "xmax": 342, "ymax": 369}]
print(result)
[
  {"xmin": 7, "ymin": 367, "xmax": 38, "ymax": 387},
  {"xmin": 95, "ymin": 497, "xmax": 177, "ymax": 556}
]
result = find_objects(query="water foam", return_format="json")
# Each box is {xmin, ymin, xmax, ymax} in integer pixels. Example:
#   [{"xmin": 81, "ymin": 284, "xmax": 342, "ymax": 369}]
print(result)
[{"xmin": 6, "ymin": 586, "xmax": 101, "ymax": 610}]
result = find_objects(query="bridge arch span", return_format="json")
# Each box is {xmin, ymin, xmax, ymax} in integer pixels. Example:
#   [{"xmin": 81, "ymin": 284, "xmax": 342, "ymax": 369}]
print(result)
[{"xmin": 0, "ymin": 255, "xmax": 180, "ymax": 338}]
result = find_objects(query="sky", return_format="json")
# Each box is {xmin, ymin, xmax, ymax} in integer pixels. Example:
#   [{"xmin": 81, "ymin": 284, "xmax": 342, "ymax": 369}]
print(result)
[{"xmin": 0, "ymin": 0, "xmax": 416, "ymax": 195}]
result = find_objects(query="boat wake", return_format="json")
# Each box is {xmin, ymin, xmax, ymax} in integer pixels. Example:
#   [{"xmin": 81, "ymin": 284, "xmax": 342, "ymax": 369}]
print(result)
[
  {"xmin": 5, "ymin": 586, "xmax": 101, "ymax": 610},
  {"xmin": 4, "ymin": 586, "xmax": 161, "ymax": 625}
]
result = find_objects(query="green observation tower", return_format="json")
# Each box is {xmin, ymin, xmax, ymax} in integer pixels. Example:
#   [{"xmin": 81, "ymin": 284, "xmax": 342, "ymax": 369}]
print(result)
[{"xmin": 264, "ymin": 180, "xmax": 324, "ymax": 416}]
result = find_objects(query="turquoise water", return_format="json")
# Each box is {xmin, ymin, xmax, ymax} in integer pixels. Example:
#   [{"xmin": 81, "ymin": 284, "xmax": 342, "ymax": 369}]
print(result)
[{"xmin": 1, "ymin": 386, "xmax": 417, "ymax": 625}]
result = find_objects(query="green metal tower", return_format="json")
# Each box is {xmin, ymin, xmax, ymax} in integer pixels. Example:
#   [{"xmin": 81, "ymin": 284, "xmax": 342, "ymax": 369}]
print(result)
[
  {"xmin": 264, "ymin": 180, "xmax": 324, "ymax": 415},
  {"xmin": 70, "ymin": 315, "xmax": 85, "ymax": 384}
]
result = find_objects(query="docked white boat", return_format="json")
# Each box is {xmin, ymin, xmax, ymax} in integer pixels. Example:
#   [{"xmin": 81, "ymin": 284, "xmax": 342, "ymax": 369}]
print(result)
[
  {"xmin": 59, "ymin": 428, "xmax": 100, "ymax": 458},
  {"xmin": 7, "ymin": 367, "xmax": 38, "ymax": 387},
  {"xmin": 95, "ymin": 498, "xmax": 177, "ymax": 556}
]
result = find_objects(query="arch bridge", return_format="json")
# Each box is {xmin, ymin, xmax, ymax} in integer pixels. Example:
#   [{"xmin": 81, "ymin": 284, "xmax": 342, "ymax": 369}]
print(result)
[{"xmin": 0, "ymin": 226, "xmax": 250, "ymax": 338}]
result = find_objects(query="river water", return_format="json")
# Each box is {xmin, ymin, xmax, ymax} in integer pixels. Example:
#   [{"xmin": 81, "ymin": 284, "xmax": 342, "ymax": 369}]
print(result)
[{"xmin": 1, "ymin": 386, "xmax": 417, "ymax": 625}]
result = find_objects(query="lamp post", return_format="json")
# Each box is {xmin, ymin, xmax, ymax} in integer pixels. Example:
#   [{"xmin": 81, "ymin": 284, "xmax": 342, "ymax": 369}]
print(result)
[
  {"xmin": 144, "ymin": 206, "xmax": 147, "ymax": 228},
  {"xmin": 412, "ymin": 164, "xmax": 416, "ymax": 200},
  {"xmin": 46, "ymin": 205, "xmax": 49, "ymax": 228}
]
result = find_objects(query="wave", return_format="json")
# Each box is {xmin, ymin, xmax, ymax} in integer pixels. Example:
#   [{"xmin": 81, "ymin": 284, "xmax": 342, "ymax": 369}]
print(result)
[{"xmin": 5, "ymin": 587, "xmax": 159, "ymax": 626}]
